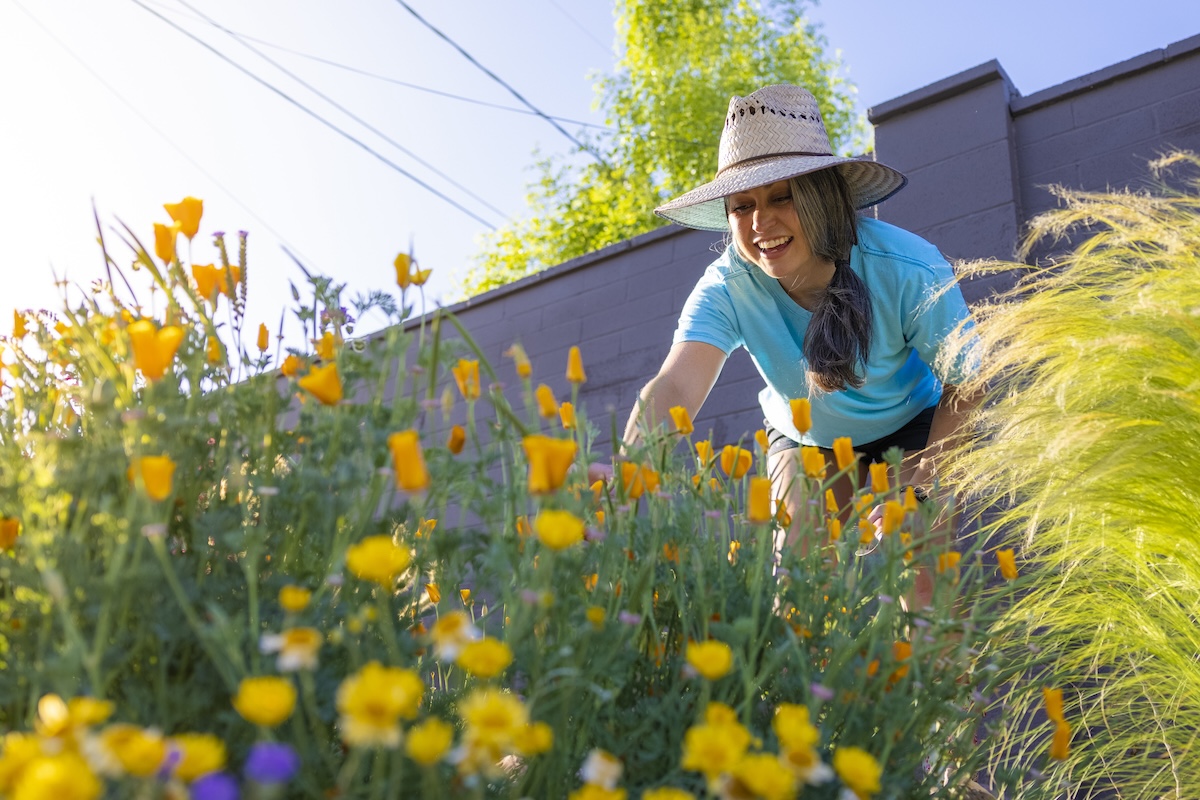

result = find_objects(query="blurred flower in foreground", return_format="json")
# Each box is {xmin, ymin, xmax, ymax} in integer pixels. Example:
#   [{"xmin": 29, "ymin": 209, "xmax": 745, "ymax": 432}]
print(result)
[
  {"xmin": 534, "ymin": 509, "xmax": 585, "ymax": 551},
  {"xmin": 345, "ymin": 535, "xmax": 411, "ymax": 587},
  {"xmin": 452, "ymin": 359, "xmax": 481, "ymax": 401},
  {"xmin": 559, "ymin": 401, "xmax": 576, "ymax": 430},
  {"xmin": 260, "ymin": 627, "xmax": 322, "ymax": 672},
  {"xmin": 337, "ymin": 661, "xmax": 424, "ymax": 748},
  {"xmin": 387, "ymin": 430, "xmax": 430, "ymax": 492},
  {"xmin": 869, "ymin": 463, "xmax": 890, "ymax": 494},
  {"xmin": 505, "ymin": 343, "xmax": 532, "ymax": 378},
  {"xmin": 170, "ymin": 732, "xmax": 227, "ymax": 782},
  {"xmin": 280, "ymin": 354, "xmax": 303, "ymax": 378},
  {"xmin": 997, "ymin": 549, "xmax": 1018, "ymax": 581},
  {"xmin": 154, "ymin": 222, "xmax": 180, "ymax": 264},
  {"xmin": 132, "ymin": 455, "xmax": 176, "ymax": 502},
  {"xmin": 192, "ymin": 265, "xmax": 241, "ymax": 304},
  {"xmin": 456, "ymin": 637, "xmax": 513, "ymax": 678},
  {"xmin": 244, "ymin": 741, "xmax": 300, "ymax": 784},
  {"xmin": 12, "ymin": 310, "xmax": 27, "ymax": 339},
  {"xmin": 232, "ymin": 676, "xmax": 296, "ymax": 728},
  {"xmin": 429, "ymin": 610, "xmax": 482, "ymax": 660},
  {"xmin": 580, "ymin": 748, "xmax": 623, "ymax": 789},
  {"xmin": 832, "ymin": 746, "xmax": 881, "ymax": 800},
  {"xmin": 747, "ymin": 477, "xmax": 772, "ymax": 523},
  {"xmin": 127, "ymin": 320, "xmax": 183, "ymax": 381},
  {"xmin": 686, "ymin": 640, "xmax": 733, "ymax": 680},
  {"xmin": 447, "ymin": 425, "xmax": 466, "ymax": 454},
  {"xmin": 406, "ymin": 717, "xmax": 454, "ymax": 766},
  {"xmin": 535, "ymin": 384, "xmax": 558, "ymax": 418},
  {"xmin": 0, "ymin": 517, "xmax": 20, "ymax": 550},
  {"xmin": 277, "ymin": 585, "xmax": 311, "ymax": 613},
  {"xmin": 297, "ymin": 363, "xmax": 343, "ymax": 405},
  {"xmin": 523, "ymin": 435, "xmax": 576, "ymax": 494},
  {"xmin": 257, "ymin": 324, "xmax": 269, "ymax": 352}
]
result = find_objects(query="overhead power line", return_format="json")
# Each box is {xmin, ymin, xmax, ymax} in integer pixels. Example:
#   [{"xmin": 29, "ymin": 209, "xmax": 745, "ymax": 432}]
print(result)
[
  {"xmin": 171, "ymin": 0, "xmax": 507, "ymax": 220},
  {"xmin": 6, "ymin": 0, "xmax": 319, "ymax": 272},
  {"xmin": 392, "ymin": 0, "xmax": 611, "ymax": 168},
  {"xmin": 130, "ymin": 0, "xmax": 499, "ymax": 229}
]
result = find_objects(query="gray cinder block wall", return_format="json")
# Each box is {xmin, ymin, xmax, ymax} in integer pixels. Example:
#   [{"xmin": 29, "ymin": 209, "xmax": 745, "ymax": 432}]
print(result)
[{"xmin": 402, "ymin": 34, "xmax": 1200, "ymax": 453}]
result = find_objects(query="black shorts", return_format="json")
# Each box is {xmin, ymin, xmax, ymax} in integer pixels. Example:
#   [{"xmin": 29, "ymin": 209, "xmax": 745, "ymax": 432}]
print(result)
[{"xmin": 765, "ymin": 405, "xmax": 937, "ymax": 464}]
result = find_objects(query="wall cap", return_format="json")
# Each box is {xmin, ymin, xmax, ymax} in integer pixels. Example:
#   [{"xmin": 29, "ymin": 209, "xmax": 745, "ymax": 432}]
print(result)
[
  {"xmin": 1012, "ymin": 33, "xmax": 1200, "ymax": 114},
  {"xmin": 868, "ymin": 60, "xmax": 1017, "ymax": 124}
]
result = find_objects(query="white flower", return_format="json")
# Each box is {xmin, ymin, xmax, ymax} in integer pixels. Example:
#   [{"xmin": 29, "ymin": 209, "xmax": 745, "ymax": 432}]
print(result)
[{"xmin": 579, "ymin": 748, "xmax": 622, "ymax": 790}]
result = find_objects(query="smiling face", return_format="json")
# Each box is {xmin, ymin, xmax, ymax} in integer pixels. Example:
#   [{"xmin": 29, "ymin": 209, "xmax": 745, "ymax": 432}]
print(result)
[{"xmin": 726, "ymin": 179, "xmax": 834, "ymax": 302}]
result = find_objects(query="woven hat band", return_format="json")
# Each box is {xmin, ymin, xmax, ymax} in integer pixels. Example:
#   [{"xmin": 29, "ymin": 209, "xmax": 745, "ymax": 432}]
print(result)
[{"xmin": 717, "ymin": 150, "xmax": 833, "ymax": 176}]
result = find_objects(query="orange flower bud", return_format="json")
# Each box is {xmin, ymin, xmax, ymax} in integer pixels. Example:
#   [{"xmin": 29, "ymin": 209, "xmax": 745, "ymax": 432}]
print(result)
[
  {"xmin": 387, "ymin": 430, "xmax": 430, "ymax": 492},
  {"xmin": 748, "ymin": 476, "xmax": 772, "ymax": 523},
  {"xmin": 447, "ymin": 424, "xmax": 466, "ymax": 455},
  {"xmin": 832, "ymin": 437, "xmax": 856, "ymax": 471},
  {"xmin": 298, "ymin": 363, "xmax": 343, "ymax": 405},
  {"xmin": 163, "ymin": 196, "xmax": 203, "ymax": 240},
  {"xmin": 790, "ymin": 398, "xmax": 811, "ymax": 434},
  {"xmin": 566, "ymin": 346, "xmax": 586, "ymax": 384}
]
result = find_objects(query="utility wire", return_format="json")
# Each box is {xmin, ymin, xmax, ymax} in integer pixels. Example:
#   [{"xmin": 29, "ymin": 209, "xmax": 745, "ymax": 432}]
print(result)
[
  {"xmin": 171, "ymin": 0, "xmax": 507, "ymax": 220},
  {"xmin": 545, "ymin": 0, "xmax": 612, "ymax": 55},
  {"xmin": 142, "ymin": 0, "xmax": 707, "ymax": 150},
  {"xmin": 6, "ymin": 0, "xmax": 320, "ymax": 273},
  {"xmin": 130, "ymin": 0, "xmax": 499, "ymax": 229},
  {"xmin": 392, "ymin": 0, "xmax": 611, "ymax": 168}
]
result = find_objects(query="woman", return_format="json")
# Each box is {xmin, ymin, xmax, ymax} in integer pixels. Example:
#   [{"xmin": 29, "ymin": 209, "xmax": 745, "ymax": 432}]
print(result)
[{"xmin": 609, "ymin": 83, "xmax": 981, "ymax": 547}]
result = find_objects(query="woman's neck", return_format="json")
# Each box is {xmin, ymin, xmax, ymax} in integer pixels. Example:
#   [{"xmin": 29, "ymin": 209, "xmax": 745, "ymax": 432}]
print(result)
[{"xmin": 781, "ymin": 259, "xmax": 837, "ymax": 312}]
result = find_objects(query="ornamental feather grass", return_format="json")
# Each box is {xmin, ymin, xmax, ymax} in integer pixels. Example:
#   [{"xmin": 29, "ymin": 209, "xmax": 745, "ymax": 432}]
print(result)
[{"xmin": 943, "ymin": 152, "xmax": 1200, "ymax": 798}]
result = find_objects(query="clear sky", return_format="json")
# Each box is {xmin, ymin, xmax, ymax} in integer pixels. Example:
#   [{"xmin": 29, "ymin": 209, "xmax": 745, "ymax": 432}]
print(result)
[{"xmin": 2, "ymin": 0, "xmax": 1197, "ymax": 347}]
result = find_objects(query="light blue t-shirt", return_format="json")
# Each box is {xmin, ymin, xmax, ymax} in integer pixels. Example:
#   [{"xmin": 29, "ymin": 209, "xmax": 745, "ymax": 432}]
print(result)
[{"xmin": 673, "ymin": 217, "xmax": 978, "ymax": 448}]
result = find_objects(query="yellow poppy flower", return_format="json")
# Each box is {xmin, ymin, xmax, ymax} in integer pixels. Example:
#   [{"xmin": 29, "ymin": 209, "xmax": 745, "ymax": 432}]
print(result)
[
  {"xmin": 314, "ymin": 330, "xmax": 337, "ymax": 361},
  {"xmin": 801, "ymin": 446, "xmax": 826, "ymax": 479},
  {"xmin": 832, "ymin": 746, "xmax": 882, "ymax": 799},
  {"xmin": 790, "ymin": 397, "xmax": 811, "ymax": 434},
  {"xmin": 425, "ymin": 583, "xmax": 441, "ymax": 604},
  {"xmin": 534, "ymin": 509, "xmax": 585, "ymax": 551},
  {"xmin": 232, "ymin": 676, "xmax": 296, "ymax": 727},
  {"xmin": 832, "ymin": 437, "xmax": 857, "ymax": 471},
  {"xmin": 281, "ymin": 354, "xmax": 303, "ymax": 377},
  {"xmin": 522, "ymin": 434, "xmax": 576, "ymax": 494},
  {"xmin": 387, "ymin": 430, "xmax": 430, "ymax": 492},
  {"xmin": 535, "ymin": 383, "xmax": 558, "ymax": 418},
  {"xmin": 747, "ymin": 476, "xmax": 772, "ymax": 523},
  {"xmin": 452, "ymin": 359, "xmax": 481, "ymax": 401},
  {"xmin": 205, "ymin": 336, "xmax": 223, "ymax": 365},
  {"xmin": 394, "ymin": 253, "xmax": 413, "ymax": 289},
  {"xmin": 997, "ymin": 548, "xmax": 1018, "ymax": 581},
  {"xmin": 169, "ymin": 732, "xmax": 226, "ymax": 782},
  {"xmin": 881, "ymin": 501, "xmax": 906, "ymax": 535},
  {"xmin": 695, "ymin": 440, "xmax": 713, "ymax": 467},
  {"xmin": 154, "ymin": 221, "xmax": 180, "ymax": 264},
  {"xmin": 127, "ymin": 320, "xmax": 183, "ymax": 381},
  {"xmin": 134, "ymin": 455, "xmax": 176, "ymax": 502},
  {"xmin": 411, "ymin": 267, "xmax": 432, "ymax": 286},
  {"xmin": 566, "ymin": 345, "xmax": 586, "ymax": 384},
  {"xmin": 559, "ymin": 401, "xmax": 576, "ymax": 430},
  {"xmin": 455, "ymin": 637, "xmax": 513, "ymax": 678},
  {"xmin": 686, "ymin": 640, "xmax": 733, "ymax": 680},
  {"xmin": 447, "ymin": 424, "xmax": 466, "ymax": 454},
  {"xmin": 337, "ymin": 661, "xmax": 424, "ymax": 748},
  {"xmin": 163, "ymin": 196, "xmax": 203, "ymax": 240},
  {"xmin": 345, "ymin": 534, "xmax": 411, "ymax": 587},
  {"xmin": 668, "ymin": 405, "xmax": 693, "ymax": 435},
  {"xmin": 1049, "ymin": 720, "xmax": 1071, "ymax": 761},
  {"xmin": 256, "ymin": 323, "xmax": 269, "ymax": 352},
  {"xmin": 12, "ymin": 310, "xmax": 27, "ymax": 339},
  {"xmin": 278, "ymin": 585, "xmax": 312, "ymax": 613},
  {"xmin": 298, "ymin": 362, "xmax": 343, "ymax": 405},
  {"xmin": 505, "ymin": 343, "xmax": 533, "ymax": 379},
  {"xmin": 405, "ymin": 717, "xmax": 454, "ymax": 765},
  {"xmin": 719, "ymin": 445, "xmax": 752, "ymax": 479},
  {"xmin": 869, "ymin": 462, "xmax": 890, "ymax": 494},
  {"xmin": 0, "ymin": 517, "xmax": 20, "ymax": 550}
]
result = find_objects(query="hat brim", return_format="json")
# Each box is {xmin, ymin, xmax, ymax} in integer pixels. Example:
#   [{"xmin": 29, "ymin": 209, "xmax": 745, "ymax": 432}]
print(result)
[{"xmin": 653, "ymin": 156, "xmax": 908, "ymax": 231}]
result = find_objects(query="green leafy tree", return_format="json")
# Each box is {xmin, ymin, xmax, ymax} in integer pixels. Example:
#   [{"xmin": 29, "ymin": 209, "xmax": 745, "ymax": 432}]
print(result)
[{"xmin": 460, "ymin": 0, "xmax": 862, "ymax": 298}]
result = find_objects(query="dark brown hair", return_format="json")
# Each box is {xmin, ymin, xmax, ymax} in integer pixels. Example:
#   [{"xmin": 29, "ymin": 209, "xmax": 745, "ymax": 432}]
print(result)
[{"xmin": 788, "ymin": 168, "xmax": 872, "ymax": 392}]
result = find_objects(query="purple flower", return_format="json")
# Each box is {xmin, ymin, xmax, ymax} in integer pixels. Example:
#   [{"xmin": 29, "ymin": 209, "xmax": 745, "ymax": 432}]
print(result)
[
  {"xmin": 877, "ymin": 594, "xmax": 894, "ymax": 604},
  {"xmin": 810, "ymin": 683, "xmax": 834, "ymax": 702},
  {"xmin": 584, "ymin": 527, "xmax": 607, "ymax": 543},
  {"xmin": 245, "ymin": 741, "xmax": 300, "ymax": 784},
  {"xmin": 520, "ymin": 589, "xmax": 540, "ymax": 605},
  {"xmin": 617, "ymin": 611, "xmax": 642, "ymax": 626},
  {"xmin": 192, "ymin": 772, "xmax": 240, "ymax": 800},
  {"xmin": 704, "ymin": 510, "xmax": 723, "ymax": 519}
]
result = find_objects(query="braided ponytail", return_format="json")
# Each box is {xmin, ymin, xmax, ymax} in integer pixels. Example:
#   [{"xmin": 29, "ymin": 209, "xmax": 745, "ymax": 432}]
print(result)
[{"xmin": 788, "ymin": 170, "xmax": 873, "ymax": 392}]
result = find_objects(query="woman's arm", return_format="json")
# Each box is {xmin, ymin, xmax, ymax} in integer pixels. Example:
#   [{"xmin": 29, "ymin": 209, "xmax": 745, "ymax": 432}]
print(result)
[
  {"xmin": 622, "ymin": 341, "xmax": 728, "ymax": 447},
  {"xmin": 909, "ymin": 382, "xmax": 986, "ymax": 491}
]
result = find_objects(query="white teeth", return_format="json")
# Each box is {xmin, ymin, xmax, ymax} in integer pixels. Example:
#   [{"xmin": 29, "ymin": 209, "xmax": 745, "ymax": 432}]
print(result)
[{"xmin": 758, "ymin": 237, "xmax": 790, "ymax": 250}]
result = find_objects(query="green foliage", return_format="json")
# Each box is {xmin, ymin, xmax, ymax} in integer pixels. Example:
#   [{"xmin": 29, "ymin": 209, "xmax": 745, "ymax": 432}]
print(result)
[
  {"xmin": 0, "ymin": 205, "xmax": 1019, "ymax": 799},
  {"xmin": 944, "ymin": 152, "xmax": 1200, "ymax": 798},
  {"xmin": 460, "ymin": 0, "xmax": 862, "ymax": 298}
]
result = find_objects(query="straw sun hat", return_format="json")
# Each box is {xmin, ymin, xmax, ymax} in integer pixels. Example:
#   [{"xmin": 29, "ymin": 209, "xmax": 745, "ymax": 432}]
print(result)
[{"xmin": 654, "ymin": 84, "xmax": 908, "ymax": 231}]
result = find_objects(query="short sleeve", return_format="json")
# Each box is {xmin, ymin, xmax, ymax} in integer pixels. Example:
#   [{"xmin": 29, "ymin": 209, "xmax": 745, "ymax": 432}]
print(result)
[
  {"xmin": 673, "ymin": 266, "xmax": 743, "ymax": 355},
  {"xmin": 902, "ymin": 263, "xmax": 980, "ymax": 385}
]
